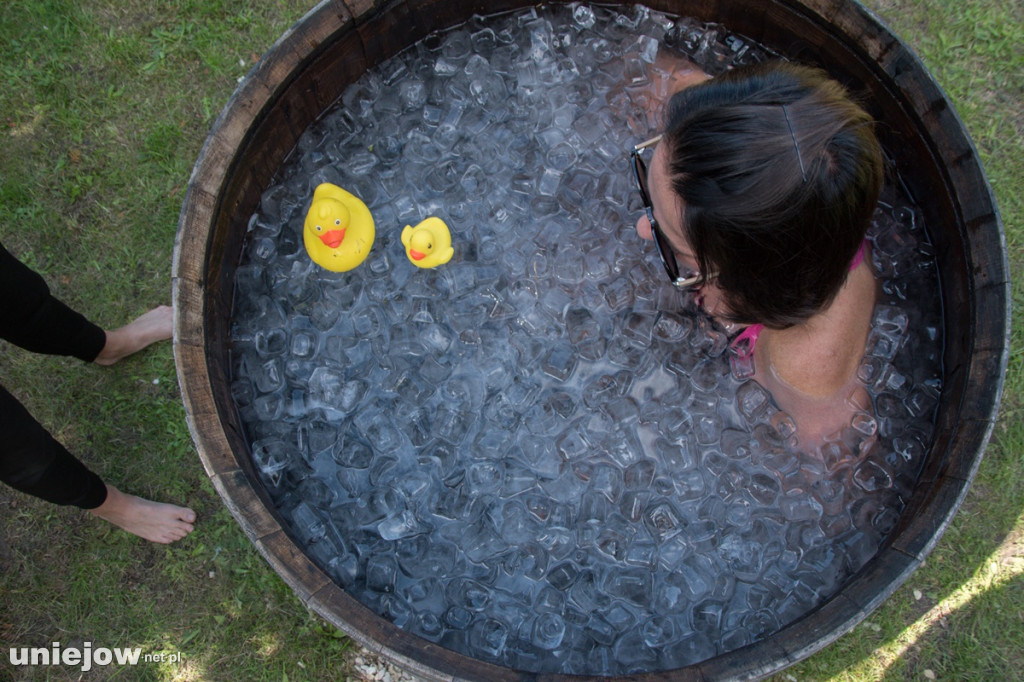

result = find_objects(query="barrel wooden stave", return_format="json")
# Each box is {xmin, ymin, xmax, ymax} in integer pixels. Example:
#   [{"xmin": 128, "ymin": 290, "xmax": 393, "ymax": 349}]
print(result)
[{"xmin": 172, "ymin": 0, "xmax": 1008, "ymax": 679}]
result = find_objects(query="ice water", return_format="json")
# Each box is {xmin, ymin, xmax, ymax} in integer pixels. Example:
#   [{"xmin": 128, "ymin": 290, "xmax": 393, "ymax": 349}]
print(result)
[{"xmin": 230, "ymin": 4, "xmax": 943, "ymax": 674}]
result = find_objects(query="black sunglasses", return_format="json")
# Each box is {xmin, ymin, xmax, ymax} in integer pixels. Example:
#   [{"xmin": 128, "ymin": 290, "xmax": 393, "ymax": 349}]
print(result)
[{"xmin": 629, "ymin": 135, "xmax": 712, "ymax": 290}]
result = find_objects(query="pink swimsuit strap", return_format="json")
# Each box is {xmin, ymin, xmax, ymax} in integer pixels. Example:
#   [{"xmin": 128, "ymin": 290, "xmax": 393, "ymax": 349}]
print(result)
[
  {"xmin": 850, "ymin": 240, "xmax": 867, "ymax": 270},
  {"xmin": 729, "ymin": 240, "xmax": 868, "ymax": 360},
  {"xmin": 730, "ymin": 323, "xmax": 763, "ymax": 359}
]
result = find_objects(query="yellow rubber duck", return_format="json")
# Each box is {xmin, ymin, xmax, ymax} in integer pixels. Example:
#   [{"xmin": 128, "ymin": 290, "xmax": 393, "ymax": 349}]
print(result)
[
  {"xmin": 401, "ymin": 217, "xmax": 454, "ymax": 269},
  {"xmin": 303, "ymin": 183, "xmax": 374, "ymax": 272}
]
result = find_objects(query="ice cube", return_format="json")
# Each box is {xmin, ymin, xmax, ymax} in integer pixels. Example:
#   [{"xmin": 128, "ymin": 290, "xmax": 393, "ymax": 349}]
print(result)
[{"xmin": 531, "ymin": 612, "xmax": 566, "ymax": 650}]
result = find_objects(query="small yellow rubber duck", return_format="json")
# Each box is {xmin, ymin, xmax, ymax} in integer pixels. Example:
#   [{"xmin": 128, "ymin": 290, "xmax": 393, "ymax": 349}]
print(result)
[
  {"xmin": 303, "ymin": 183, "xmax": 375, "ymax": 272},
  {"xmin": 401, "ymin": 217, "xmax": 454, "ymax": 269}
]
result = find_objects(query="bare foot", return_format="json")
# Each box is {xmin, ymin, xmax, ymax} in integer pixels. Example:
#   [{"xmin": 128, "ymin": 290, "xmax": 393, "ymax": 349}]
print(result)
[
  {"xmin": 89, "ymin": 485, "xmax": 196, "ymax": 544},
  {"xmin": 94, "ymin": 305, "xmax": 173, "ymax": 366}
]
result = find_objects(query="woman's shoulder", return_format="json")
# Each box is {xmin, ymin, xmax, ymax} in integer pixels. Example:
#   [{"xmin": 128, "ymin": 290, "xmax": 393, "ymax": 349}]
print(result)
[
  {"xmin": 758, "ymin": 334, "xmax": 853, "ymax": 399},
  {"xmin": 762, "ymin": 261, "xmax": 876, "ymax": 392},
  {"xmin": 753, "ymin": 328, "xmax": 867, "ymax": 444},
  {"xmin": 751, "ymin": 262, "xmax": 878, "ymax": 441}
]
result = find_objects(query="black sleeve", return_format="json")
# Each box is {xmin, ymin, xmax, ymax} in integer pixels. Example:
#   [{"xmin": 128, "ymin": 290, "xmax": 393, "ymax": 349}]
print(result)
[
  {"xmin": 0, "ymin": 242, "xmax": 107, "ymax": 362},
  {"xmin": 0, "ymin": 384, "xmax": 108, "ymax": 509}
]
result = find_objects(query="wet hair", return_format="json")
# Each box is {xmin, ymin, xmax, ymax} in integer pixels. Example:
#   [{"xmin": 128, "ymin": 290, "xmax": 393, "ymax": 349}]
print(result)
[{"xmin": 663, "ymin": 61, "xmax": 883, "ymax": 328}]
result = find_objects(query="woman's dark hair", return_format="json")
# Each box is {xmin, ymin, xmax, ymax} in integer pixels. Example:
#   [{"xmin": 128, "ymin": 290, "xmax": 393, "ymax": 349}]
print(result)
[{"xmin": 663, "ymin": 61, "xmax": 883, "ymax": 328}]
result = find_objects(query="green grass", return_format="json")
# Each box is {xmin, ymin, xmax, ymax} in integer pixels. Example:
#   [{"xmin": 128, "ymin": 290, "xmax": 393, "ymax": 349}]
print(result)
[
  {"xmin": 0, "ymin": 0, "xmax": 1021, "ymax": 680},
  {"xmin": 0, "ymin": 2, "xmax": 354, "ymax": 680}
]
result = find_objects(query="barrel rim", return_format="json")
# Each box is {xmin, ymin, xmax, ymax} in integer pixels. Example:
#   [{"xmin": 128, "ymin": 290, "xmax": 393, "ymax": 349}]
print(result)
[{"xmin": 172, "ymin": 0, "xmax": 1010, "ymax": 679}]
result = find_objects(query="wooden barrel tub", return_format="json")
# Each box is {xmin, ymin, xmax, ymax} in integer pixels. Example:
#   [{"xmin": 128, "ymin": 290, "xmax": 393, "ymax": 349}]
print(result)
[{"xmin": 172, "ymin": 0, "xmax": 1010, "ymax": 678}]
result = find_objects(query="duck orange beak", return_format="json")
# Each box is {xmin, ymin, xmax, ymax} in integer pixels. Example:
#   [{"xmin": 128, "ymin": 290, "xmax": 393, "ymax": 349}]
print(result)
[
  {"xmin": 319, "ymin": 229, "xmax": 346, "ymax": 248},
  {"xmin": 409, "ymin": 250, "xmax": 425, "ymax": 261}
]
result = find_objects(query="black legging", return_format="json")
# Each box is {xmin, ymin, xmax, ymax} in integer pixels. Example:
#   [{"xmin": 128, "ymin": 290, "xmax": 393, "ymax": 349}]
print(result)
[{"xmin": 0, "ymin": 242, "xmax": 109, "ymax": 509}]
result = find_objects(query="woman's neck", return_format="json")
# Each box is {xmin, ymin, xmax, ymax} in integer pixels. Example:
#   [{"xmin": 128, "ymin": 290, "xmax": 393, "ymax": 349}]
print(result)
[{"xmin": 758, "ymin": 259, "xmax": 876, "ymax": 397}]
